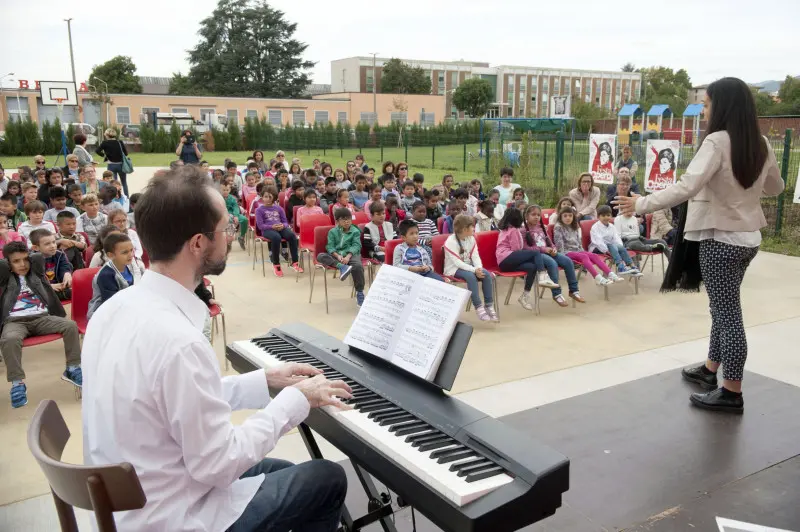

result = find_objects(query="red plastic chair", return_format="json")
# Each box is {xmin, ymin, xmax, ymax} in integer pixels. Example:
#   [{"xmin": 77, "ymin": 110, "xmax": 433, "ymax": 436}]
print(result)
[
  {"xmin": 278, "ymin": 190, "xmax": 288, "ymax": 212},
  {"xmin": 71, "ymin": 267, "xmax": 99, "ymax": 335},
  {"xmin": 580, "ymin": 219, "xmax": 638, "ymax": 298},
  {"xmin": 541, "ymin": 209, "xmax": 555, "ymax": 225},
  {"xmin": 645, "ymin": 213, "xmax": 653, "ymax": 238},
  {"xmin": 436, "ymin": 217, "xmax": 446, "ymax": 235},
  {"xmin": 430, "ymin": 234, "xmax": 472, "ymax": 310},
  {"xmin": 292, "ymin": 205, "xmax": 302, "ymax": 233},
  {"xmin": 353, "ymin": 211, "xmax": 370, "ymax": 225},
  {"xmin": 83, "ymin": 245, "xmax": 94, "ymax": 267},
  {"xmin": 140, "ymin": 249, "xmax": 150, "ymax": 269},
  {"xmin": 22, "ymin": 334, "xmax": 63, "ymax": 348},
  {"xmin": 299, "ymin": 214, "xmax": 333, "ymax": 286},
  {"xmin": 308, "ymin": 225, "xmax": 337, "ymax": 314},
  {"xmin": 474, "ymin": 231, "xmax": 527, "ymax": 316},
  {"xmin": 327, "ymin": 204, "xmax": 336, "ymax": 224},
  {"xmin": 383, "ymin": 239, "xmax": 403, "ymax": 265}
]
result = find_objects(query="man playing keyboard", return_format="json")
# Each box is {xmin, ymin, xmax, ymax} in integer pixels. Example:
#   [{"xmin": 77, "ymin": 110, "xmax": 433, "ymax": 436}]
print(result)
[{"xmin": 81, "ymin": 165, "xmax": 353, "ymax": 532}]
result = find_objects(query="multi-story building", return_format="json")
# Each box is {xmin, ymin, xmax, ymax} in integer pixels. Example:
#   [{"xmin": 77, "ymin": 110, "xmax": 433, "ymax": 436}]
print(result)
[{"xmin": 331, "ymin": 56, "xmax": 642, "ymax": 119}]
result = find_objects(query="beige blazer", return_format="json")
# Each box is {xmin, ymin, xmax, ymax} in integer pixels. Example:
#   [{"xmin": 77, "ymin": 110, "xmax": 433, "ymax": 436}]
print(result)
[{"xmin": 634, "ymin": 132, "xmax": 784, "ymax": 232}]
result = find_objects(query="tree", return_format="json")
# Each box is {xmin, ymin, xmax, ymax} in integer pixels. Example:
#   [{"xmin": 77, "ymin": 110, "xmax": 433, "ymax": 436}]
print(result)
[
  {"xmin": 571, "ymin": 100, "xmax": 612, "ymax": 133},
  {"xmin": 88, "ymin": 56, "xmax": 142, "ymax": 94},
  {"xmin": 637, "ymin": 66, "xmax": 692, "ymax": 115},
  {"xmin": 452, "ymin": 78, "xmax": 493, "ymax": 118},
  {"xmin": 170, "ymin": 0, "xmax": 314, "ymax": 98},
  {"xmin": 752, "ymin": 89, "xmax": 776, "ymax": 116},
  {"xmin": 621, "ymin": 62, "xmax": 636, "ymax": 72},
  {"xmin": 379, "ymin": 58, "xmax": 432, "ymax": 95}
]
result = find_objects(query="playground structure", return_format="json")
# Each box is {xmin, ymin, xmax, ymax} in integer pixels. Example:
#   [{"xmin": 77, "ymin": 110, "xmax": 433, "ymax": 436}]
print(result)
[{"xmin": 615, "ymin": 103, "xmax": 703, "ymax": 148}]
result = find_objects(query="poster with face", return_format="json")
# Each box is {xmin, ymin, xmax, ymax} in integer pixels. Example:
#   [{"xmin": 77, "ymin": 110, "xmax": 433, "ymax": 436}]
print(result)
[
  {"xmin": 550, "ymin": 96, "xmax": 571, "ymax": 118},
  {"xmin": 588, "ymin": 134, "xmax": 615, "ymax": 185},
  {"xmin": 645, "ymin": 140, "xmax": 680, "ymax": 192}
]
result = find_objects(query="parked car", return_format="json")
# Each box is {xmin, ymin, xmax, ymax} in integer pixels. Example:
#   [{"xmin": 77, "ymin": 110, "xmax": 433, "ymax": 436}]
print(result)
[
  {"xmin": 121, "ymin": 124, "xmax": 141, "ymax": 139},
  {"xmin": 67, "ymin": 123, "xmax": 99, "ymax": 147}
]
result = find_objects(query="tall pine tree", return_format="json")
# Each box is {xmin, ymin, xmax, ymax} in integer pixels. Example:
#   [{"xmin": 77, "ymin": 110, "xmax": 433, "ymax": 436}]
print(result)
[{"xmin": 170, "ymin": 0, "xmax": 315, "ymax": 98}]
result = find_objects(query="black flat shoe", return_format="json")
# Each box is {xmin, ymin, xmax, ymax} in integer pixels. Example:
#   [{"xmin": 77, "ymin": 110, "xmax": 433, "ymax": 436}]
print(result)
[
  {"xmin": 689, "ymin": 388, "xmax": 743, "ymax": 414},
  {"xmin": 681, "ymin": 364, "xmax": 717, "ymax": 390}
]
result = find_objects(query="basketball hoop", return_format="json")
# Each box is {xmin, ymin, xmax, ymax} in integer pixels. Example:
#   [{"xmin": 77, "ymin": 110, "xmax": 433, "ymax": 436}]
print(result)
[{"xmin": 54, "ymin": 97, "xmax": 65, "ymax": 116}]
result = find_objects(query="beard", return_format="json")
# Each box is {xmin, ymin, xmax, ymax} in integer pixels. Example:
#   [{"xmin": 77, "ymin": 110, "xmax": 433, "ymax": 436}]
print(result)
[{"xmin": 199, "ymin": 241, "xmax": 231, "ymax": 279}]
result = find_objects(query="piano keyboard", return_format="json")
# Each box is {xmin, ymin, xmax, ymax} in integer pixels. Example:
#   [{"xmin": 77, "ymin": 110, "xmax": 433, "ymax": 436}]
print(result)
[{"xmin": 232, "ymin": 337, "xmax": 514, "ymax": 506}]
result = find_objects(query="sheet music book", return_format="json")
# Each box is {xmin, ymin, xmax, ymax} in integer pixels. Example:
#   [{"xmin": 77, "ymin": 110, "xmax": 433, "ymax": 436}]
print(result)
[{"xmin": 344, "ymin": 265, "xmax": 470, "ymax": 381}]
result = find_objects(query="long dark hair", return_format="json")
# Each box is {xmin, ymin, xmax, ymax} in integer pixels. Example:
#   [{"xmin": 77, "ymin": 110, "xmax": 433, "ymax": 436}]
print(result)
[
  {"xmin": 498, "ymin": 207, "xmax": 522, "ymax": 230},
  {"xmin": 705, "ymin": 77, "xmax": 767, "ymax": 189}
]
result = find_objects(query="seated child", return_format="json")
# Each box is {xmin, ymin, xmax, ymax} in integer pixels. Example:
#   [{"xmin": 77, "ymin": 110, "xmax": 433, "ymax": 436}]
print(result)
[
  {"xmin": 487, "ymin": 189, "xmax": 505, "ymax": 223},
  {"xmin": 333, "ymin": 189, "xmax": 355, "ymax": 217},
  {"xmin": 1, "ymin": 192, "xmax": 27, "ymax": 230},
  {"xmin": 6, "ymin": 181, "xmax": 21, "ymax": 201},
  {"xmin": 334, "ymin": 168, "xmax": 351, "ymax": 190},
  {"xmin": 319, "ymin": 177, "xmax": 339, "ymax": 211},
  {"xmin": 240, "ymin": 171, "xmax": 259, "ymax": 200},
  {"xmin": 78, "ymin": 194, "xmax": 108, "ymax": 247},
  {"xmin": 221, "ymin": 182, "xmax": 247, "ymax": 250},
  {"xmin": 521, "ymin": 205, "xmax": 584, "ymax": 306},
  {"xmin": 316, "ymin": 208, "xmax": 365, "ymax": 306},
  {"xmin": 29, "ymin": 227, "xmax": 74, "ymax": 302},
  {"xmin": 393, "ymin": 219, "xmax": 444, "ymax": 281},
  {"xmin": 549, "ymin": 196, "xmax": 576, "ymax": 226},
  {"xmin": 296, "ymin": 189, "xmax": 324, "ymax": 229},
  {"xmin": 285, "ymin": 181, "xmax": 306, "ymax": 224},
  {"xmin": 589, "ymin": 205, "xmax": 642, "ymax": 276},
  {"xmin": 101, "ymin": 169, "xmax": 115, "ymax": 184},
  {"xmin": 469, "ymin": 179, "xmax": 485, "ymax": 201},
  {"xmin": 424, "ymin": 190, "xmax": 443, "ymax": 221},
  {"xmin": 127, "ymin": 193, "xmax": 141, "ymax": 230},
  {"xmin": 650, "ymin": 207, "xmax": 676, "ymax": 246},
  {"xmin": 399, "ymin": 180, "xmax": 418, "ymax": 214},
  {"xmin": 89, "ymin": 226, "xmax": 124, "ymax": 268},
  {"xmin": 507, "ymin": 187, "xmax": 526, "ymax": 209},
  {"xmin": 553, "ymin": 207, "xmax": 619, "ymax": 286},
  {"xmin": 87, "ymin": 233, "xmax": 142, "ymax": 319},
  {"xmin": 18, "ymin": 183, "xmax": 38, "ymax": 212},
  {"xmin": 18, "ymin": 201, "xmax": 56, "ymax": 244},
  {"xmin": 248, "ymin": 182, "xmax": 266, "ymax": 219},
  {"xmin": 362, "ymin": 202, "xmax": 396, "ymax": 262},
  {"xmin": 55, "ymin": 211, "xmax": 87, "ymax": 271},
  {"xmin": 66, "ymin": 184, "xmax": 84, "ymax": 214},
  {"xmin": 615, "ymin": 210, "xmax": 671, "ymax": 260},
  {"xmin": 0, "ymin": 241, "xmax": 82, "ymax": 408},
  {"xmin": 475, "ymin": 200, "xmax": 498, "ymax": 233},
  {"xmin": 43, "ymin": 186, "xmax": 81, "ymax": 224},
  {"xmin": 384, "ymin": 196, "xmax": 405, "ymax": 229},
  {"xmin": 363, "ymin": 183, "xmax": 383, "ymax": 214},
  {"xmin": 410, "ymin": 201, "xmax": 438, "ymax": 259},
  {"xmin": 413, "ymin": 173, "xmax": 426, "ymax": 199},
  {"xmin": 255, "ymin": 186, "xmax": 303, "ymax": 277},
  {"xmin": 443, "ymin": 214, "xmax": 498, "ymax": 322},
  {"xmin": 380, "ymin": 174, "xmax": 398, "ymax": 200},
  {"xmin": 109, "ymin": 181, "xmax": 129, "ymax": 212},
  {"xmin": 349, "ymin": 174, "xmax": 369, "ymax": 211},
  {"xmin": 108, "ymin": 208, "xmax": 143, "ymax": 259},
  {"xmin": 495, "ymin": 208, "xmax": 545, "ymax": 310},
  {"xmin": 0, "ymin": 213, "xmax": 26, "ymax": 258},
  {"xmin": 98, "ymin": 186, "xmax": 118, "ymax": 215},
  {"xmin": 194, "ymin": 280, "xmax": 216, "ymax": 343},
  {"xmin": 443, "ymin": 202, "xmax": 463, "ymax": 234}
]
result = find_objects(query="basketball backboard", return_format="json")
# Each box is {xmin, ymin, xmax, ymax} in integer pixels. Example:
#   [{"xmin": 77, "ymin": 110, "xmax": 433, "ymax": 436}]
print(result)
[{"xmin": 39, "ymin": 81, "xmax": 78, "ymax": 106}]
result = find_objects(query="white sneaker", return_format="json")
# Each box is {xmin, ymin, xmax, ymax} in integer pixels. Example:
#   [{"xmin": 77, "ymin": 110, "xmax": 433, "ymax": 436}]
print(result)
[
  {"xmin": 608, "ymin": 272, "xmax": 624, "ymax": 283},
  {"xmin": 538, "ymin": 272, "xmax": 559, "ymax": 289},
  {"xmin": 518, "ymin": 291, "xmax": 535, "ymax": 311},
  {"xmin": 630, "ymin": 268, "xmax": 643, "ymax": 278},
  {"xmin": 594, "ymin": 274, "xmax": 606, "ymax": 286}
]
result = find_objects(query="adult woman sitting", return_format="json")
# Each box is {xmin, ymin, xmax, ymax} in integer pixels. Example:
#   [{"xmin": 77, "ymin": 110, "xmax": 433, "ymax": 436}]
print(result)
[
  {"xmin": 616, "ymin": 77, "xmax": 784, "ymax": 413},
  {"xmin": 80, "ymin": 165, "xmax": 107, "ymax": 195},
  {"xmin": 568, "ymin": 172, "xmax": 601, "ymax": 220},
  {"xmin": 394, "ymin": 161, "xmax": 409, "ymax": 184},
  {"xmin": 252, "ymin": 150, "xmax": 268, "ymax": 173},
  {"xmin": 378, "ymin": 161, "xmax": 394, "ymax": 186},
  {"xmin": 96, "ymin": 128, "xmax": 130, "ymax": 196},
  {"xmin": 72, "ymin": 133, "xmax": 93, "ymax": 168},
  {"xmin": 62, "ymin": 154, "xmax": 81, "ymax": 181}
]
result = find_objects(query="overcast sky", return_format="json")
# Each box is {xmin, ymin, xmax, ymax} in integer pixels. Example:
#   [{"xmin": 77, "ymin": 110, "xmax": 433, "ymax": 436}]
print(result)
[{"xmin": 2, "ymin": 0, "xmax": 798, "ymax": 89}]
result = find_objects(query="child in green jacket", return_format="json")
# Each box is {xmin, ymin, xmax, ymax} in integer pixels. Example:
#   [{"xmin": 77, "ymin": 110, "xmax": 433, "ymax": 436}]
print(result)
[
  {"xmin": 316, "ymin": 207, "xmax": 365, "ymax": 306},
  {"xmin": 221, "ymin": 182, "xmax": 247, "ymax": 249}
]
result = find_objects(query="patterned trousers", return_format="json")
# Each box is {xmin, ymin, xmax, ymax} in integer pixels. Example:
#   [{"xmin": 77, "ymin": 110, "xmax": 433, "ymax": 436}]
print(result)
[{"xmin": 699, "ymin": 239, "xmax": 758, "ymax": 381}]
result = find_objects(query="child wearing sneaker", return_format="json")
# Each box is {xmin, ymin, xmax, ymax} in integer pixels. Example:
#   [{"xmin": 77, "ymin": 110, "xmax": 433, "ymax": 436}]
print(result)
[
  {"xmin": 29, "ymin": 229, "xmax": 73, "ymax": 301},
  {"xmin": 316, "ymin": 208, "xmax": 365, "ymax": 306},
  {"xmin": 221, "ymin": 182, "xmax": 247, "ymax": 250},
  {"xmin": 553, "ymin": 207, "xmax": 619, "ymax": 285},
  {"xmin": 296, "ymin": 189, "xmax": 324, "ymax": 230},
  {"xmin": 393, "ymin": 219, "xmax": 445, "ymax": 281},
  {"xmin": 87, "ymin": 232, "xmax": 141, "ymax": 319},
  {"xmin": 615, "ymin": 210, "xmax": 671, "ymax": 260},
  {"xmin": 521, "ymin": 205, "xmax": 584, "ymax": 306},
  {"xmin": 0, "ymin": 241, "xmax": 82, "ymax": 408},
  {"xmin": 362, "ymin": 202, "xmax": 395, "ymax": 263},
  {"xmin": 444, "ymin": 214, "xmax": 498, "ymax": 322},
  {"xmin": 255, "ymin": 186, "xmax": 303, "ymax": 277},
  {"xmin": 495, "ymin": 208, "xmax": 546, "ymax": 311},
  {"xmin": 589, "ymin": 205, "xmax": 641, "ymax": 277},
  {"xmin": 410, "ymin": 201, "xmax": 438, "ymax": 259}
]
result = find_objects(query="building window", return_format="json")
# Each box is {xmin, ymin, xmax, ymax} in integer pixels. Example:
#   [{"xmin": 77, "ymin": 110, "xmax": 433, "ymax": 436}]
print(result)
[
  {"xmin": 199, "ymin": 108, "xmax": 216, "ymax": 122},
  {"xmin": 360, "ymin": 112, "xmax": 377, "ymax": 126},
  {"xmin": 171, "ymin": 107, "xmax": 188, "ymax": 114},
  {"xmin": 420, "ymin": 112, "xmax": 435, "ymax": 126},
  {"xmin": 268, "ymin": 109, "xmax": 282, "ymax": 126},
  {"xmin": 292, "ymin": 110, "xmax": 305, "ymax": 126},
  {"xmin": 141, "ymin": 107, "xmax": 159, "ymax": 123},
  {"xmin": 532, "ymin": 78, "xmax": 538, "ymax": 92},
  {"xmin": 337, "ymin": 111, "xmax": 347, "ymax": 124},
  {"xmin": 450, "ymin": 71, "xmax": 458, "ymax": 89},
  {"xmin": 437, "ymin": 72, "xmax": 445, "ymax": 95},
  {"xmin": 6, "ymin": 96, "xmax": 30, "ymax": 119},
  {"xmin": 227, "ymin": 109, "xmax": 239, "ymax": 126},
  {"xmin": 390, "ymin": 112, "xmax": 407, "ymax": 124},
  {"xmin": 116, "ymin": 107, "xmax": 131, "ymax": 124},
  {"xmin": 451, "ymin": 105, "xmax": 458, "ymax": 118},
  {"xmin": 366, "ymin": 68, "xmax": 374, "ymax": 93},
  {"xmin": 246, "ymin": 109, "xmax": 258, "ymax": 121},
  {"xmin": 541, "ymin": 99, "xmax": 548, "ymax": 114},
  {"xmin": 314, "ymin": 110, "xmax": 329, "ymax": 125}
]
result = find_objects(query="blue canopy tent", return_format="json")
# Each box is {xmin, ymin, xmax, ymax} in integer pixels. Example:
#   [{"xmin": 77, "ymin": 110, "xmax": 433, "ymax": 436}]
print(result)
[
  {"xmin": 616, "ymin": 104, "xmax": 643, "ymax": 135},
  {"xmin": 682, "ymin": 103, "xmax": 704, "ymax": 147},
  {"xmin": 647, "ymin": 104, "xmax": 673, "ymax": 132}
]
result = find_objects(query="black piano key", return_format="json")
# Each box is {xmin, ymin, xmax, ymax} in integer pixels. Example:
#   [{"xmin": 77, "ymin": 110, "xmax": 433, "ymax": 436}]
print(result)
[
  {"xmin": 377, "ymin": 413, "xmax": 414, "ymax": 426},
  {"xmin": 417, "ymin": 439, "xmax": 456, "ymax": 452},
  {"xmin": 394, "ymin": 423, "xmax": 430, "ymax": 437},
  {"xmin": 409, "ymin": 433, "xmax": 447, "ymax": 447},
  {"xmin": 457, "ymin": 461, "xmax": 501, "ymax": 478},
  {"xmin": 350, "ymin": 394, "xmax": 380, "ymax": 404},
  {"xmin": 436, "ymin": 449, "xmax": 476, "ymax": 464},
  {"xmin": 387, "ymin": 419, "xmax": 425, "ymax": 433},
  {"xmin": 465, "ymin": 466, "xmax": 505, "ymax": 483},
  {"xmin": 430, "ymin": 446, "xmax": 465, "ymax": 459},
  {"xmin": 449, "ymin": 457, "xmax": 489, "ymax": 473},
  {"xmin": 359, "ymin": 401, "xmax": 394, "ymax": 413},
  {"xmin": 353, "ymin": 397, "xmax": 385, "ymax": 408},
  {"xmin": 405, "ymin": 430, "xmax": 439, "ymax": 443},
  {"xmin": 368, "ymin": 407, "xmax": 402, "ymax": 419}
]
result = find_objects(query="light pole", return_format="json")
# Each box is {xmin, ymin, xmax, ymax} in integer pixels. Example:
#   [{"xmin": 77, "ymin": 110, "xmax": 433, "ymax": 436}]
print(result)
[
  {"xmin": 64, "ymin": 18, "xmax": 77, "ymax": 86},
  {"xmin": 94, "ymin": 76, "xmax": 110, "ymax": 124},
  {"xmin": 369, "ymin": 52, "xmax": 378, "ymax": 125},
  {"xmin": 0, "ymin": 72, "xmax": 14, "ymax": 125}
]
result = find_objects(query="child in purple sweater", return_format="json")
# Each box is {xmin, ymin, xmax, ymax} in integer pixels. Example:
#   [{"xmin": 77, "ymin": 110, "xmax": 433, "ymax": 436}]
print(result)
[{"xmin": 255, "ymin": 186, "xmax": 303, "ymax": 277}]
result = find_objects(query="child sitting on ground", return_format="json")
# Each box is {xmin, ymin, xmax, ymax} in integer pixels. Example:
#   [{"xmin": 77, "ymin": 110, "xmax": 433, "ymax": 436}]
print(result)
[
  {"xmin": 410, "ymin": 201, "xmax": 438, "ymax": 259},
  {"xmin": 255, "ymin": 186, "xmax": 303, "ymax": 277},
  {"xmin": 1, "ymin": 192, "xmax": 27, "ymax": 230},
  {"xmin": 221, "ymin": 182, "xmax": 247, "ymax": 250},
  {"xmin": 43, "ymin": 186, "xmax": 81, "ymax": 225},
  {"xmin": 393, "ymin": 219, "xmax": 444, "ymax": 281},
  {"xmin": 0, "ymin": 213, "xmax": 26, "ymax": 258},
  {"xmin": 296, "ymin": 189, "xmax": 324, "ymax": 229},
  {"xmin": 0, "ymin": 241, "xmax": 82, "ymax": 408},
  {"xmin": 18, "ymin": 201, "xmax": 56, "ymax": 244},
  {"xmin": 78, "ymin": 194, "xmax": 107, "ymax": 247},
  {"xmin": 316, "ymin": 208, "xmax": 366, "ymax": 306},
  {"xmin": 55, "ymin": 211, "xmax": 87, "ymax": 271},
  {"xmin": 589, "ymin": 205, "xmax": 641, "ymax": 277},
  {"xmin": 553, "ymin": 207, "xmax": 619, "ymax": 286},
  {"xmin": 29, "ymin": 229, "xmax": 72, "ymax": 301},
  {"xmin": 495, "ymin": 208, "xmax": 545, "ymax": 310},
  {"xmin": 475, "ymin": 200, "xmax": 498, "ymax": 233},
  {"xmin": 87, "ymin": 232, "xmax": 141, "ymax": 319},
  {"xmin": 363, "ymin": 202, "xmax": 395, "ymax": 262},
  {"xmin": 444, "ymin": 214, "xmax": 498, "ymax": 322},
  {"xmin": 521, "ymin": 205, "xmax": 584, "ymax": 306},
  {"xmin": 615, "ymin": 209, "xmax": 672, "ymax": 260}
]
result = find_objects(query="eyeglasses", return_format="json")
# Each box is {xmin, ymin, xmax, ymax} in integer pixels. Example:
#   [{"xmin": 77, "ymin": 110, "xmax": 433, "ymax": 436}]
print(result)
[
  {"xmin": 204, "ymin": 220, "xmax": 237, "ymax": 239},
  {"xmin": 399, "ymin": 167, "xmax": 408, "ymax": 171},
  {"xmin": 346, "ymin": 163, "xmax": 354, "ymax": 167}
]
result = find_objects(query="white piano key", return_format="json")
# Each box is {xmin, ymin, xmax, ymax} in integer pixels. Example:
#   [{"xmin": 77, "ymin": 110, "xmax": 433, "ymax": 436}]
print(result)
[{"xmin": 231, "ymin": 340, "xmax": 283, "ymax": 369}]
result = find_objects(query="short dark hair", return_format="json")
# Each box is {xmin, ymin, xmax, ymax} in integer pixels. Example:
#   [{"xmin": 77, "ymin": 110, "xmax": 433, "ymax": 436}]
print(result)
[
  {"xmin": 3, "ymin": 241, "xmax": 28, "ymax": 260},
  {"xmin": 303, "ymin": 188, "xmax": 317, "ymax": 199},
  {"xmin": 397, "ymin": 219, "xmax": 418, "ymax": 236},
  {"xmin": 73, "ymin": 133, "xmax": 87, "ymax": 145},
  {"xmin": 276, "ymin": 168, "xmax": 288, "ymax": 176},
  {"xmin": 423, "ymin": 190, "xmax": 438, "ymax": 200},
  {"xmin": 369, "ymin": 201, "xmax": 385, "ymax": 215},
  {"xmin": 325, "ymin": 176, "xmax": 337, "ymax": 185},
  {"xmin": 104, "ymin": 232, "xmax": 132, "ymax": 254},
  {"xmin": 337, "ymin": 188, "xmax": 349, "ymax": 199},
  {"xmin": 354, "ymin": 173, "xmax": 367, "ymax": 183},
  {"xmin": 412, "ymin": 200, "xmax": 426, "ymax": 212},
  {"xmin": 49, "ymin": 186, "xmax": 67, "ymax": 200},
  {"xmin": 291, "ymin": 180, "xmax": 305, "ymax": 191},
  {"xmin": 383, "ymin": 174, "xmax": 396, "ymax": 182},
  {"xmin": 452, "ymin": 188, "xmax": 468, "ymax": 199},
  {"xmin": 306, "ymin": 169, "xmax": 317, "ymax": 178},
  {"xmin": 0, "ymin": 193, "xmax": 16, "ymax": 204},
  {"xmin": 402, "ymin": 180, "xmax": 415, "ymax": 190},
  {"xmin": 368, "ymin": 183, "xmax": 381, "ymax": 192},
  {"xmin": 412, "ymin": 173, "xmax": 424, "ymax": 184},
  {"xmin": 247, "ymin": 161, "xmax": 258, "ymax": 169},
  {"xmin": 225, "ymin": 161, "xmax": 237, "ymax": 169},
  {"xmin": 129, "ymin": 192, "xmax": 141, "ymax": 205},
  {"xmin": 500, "ymin": 167, "xmax": 514, "ymax": 177},
  {"xmin": 597, "ymin": 205, "xmax": 613, "ymax": 216},
  {"xmin": 334, "ymin": 208, "xmax": 351, "ymax": 221},
  {"xmin": 49, "ymin": 167, "xmax": 63, "ymax": 177},
  {"xmin": 255, "ymin": 182, "xmax": 265, "ymax": 196},
  {"xmin": 66, "ymin": 184, "xmax": 82, "ymax": 195},
  {"xmin": 30, "ymin": 228, "xmax": 55, "ymax": 246},
  {"xmin": 56, "ymin": 210, "xmax": 76, "ymax": 223},
  {"xmin": 135, "ymin": 165, "xmax": 222, "ymax": 262},
  {"xmin": 24, "ymin": 200, "xmax": 47, "ymax": 214}
]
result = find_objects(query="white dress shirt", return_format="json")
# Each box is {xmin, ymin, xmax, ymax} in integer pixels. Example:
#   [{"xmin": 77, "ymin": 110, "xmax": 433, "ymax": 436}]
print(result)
[{"xmin": 82, "ymin": 270, "xmax": 310, "ymax": 531}]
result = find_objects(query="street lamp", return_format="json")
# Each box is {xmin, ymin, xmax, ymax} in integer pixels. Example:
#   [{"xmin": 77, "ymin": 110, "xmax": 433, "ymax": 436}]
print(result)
[
  {"xmin": 93, "ymin": 76, "xmax": 110, "ymax": 124},
  {"xmin": 1, "ymin": 73, "xmax": 16, "ymax": 125}
]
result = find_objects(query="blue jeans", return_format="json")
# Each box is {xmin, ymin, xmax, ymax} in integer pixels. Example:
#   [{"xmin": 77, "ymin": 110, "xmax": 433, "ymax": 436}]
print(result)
[
  {"xmin": 455, "ymin": 268, "xmax": 493, "ymax": 308},
  {"xmin": 262, "ymin": 228, "xmax": 299, "ymax": 265},
  {"xmin": 541, "ymin": 253, "xmax": 578, "ymax": 296},
  {"xmin": 107, "ymin": 162, "xmax": 128, "ymax": 197},
  {"xmin": 603, "ymin": 243, "xmax": 634, "ymax": 267},
  {"xmin": 417, "ymin": 269, "xmax": 445, "ymax": 282},
  {"xmin": 227, "ymin": 458, "xmax": 347, "ymax": 532}
]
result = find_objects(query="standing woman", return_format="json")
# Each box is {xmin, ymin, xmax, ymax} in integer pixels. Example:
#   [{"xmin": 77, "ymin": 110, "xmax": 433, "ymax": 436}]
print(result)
[
  {"xmin": 616, "ymin": 77, "xmax": 783, "ymax": 413},
  {"xmin": 568, "ymin": 172, "xmax": 601, "ymax": 221},
  {"xmin": 96, "ymin": 128, "xmax": 130, "ymax": 197}
]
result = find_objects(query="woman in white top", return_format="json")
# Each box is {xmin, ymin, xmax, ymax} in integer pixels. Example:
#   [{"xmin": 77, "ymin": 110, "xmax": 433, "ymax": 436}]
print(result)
[
  {"xmin": 493, "ymin": 167, "xmax": 527, "ymax": 206},
  {"xmin": 616, "ymin": 77, "xmax": 784, "ymax": 414}
]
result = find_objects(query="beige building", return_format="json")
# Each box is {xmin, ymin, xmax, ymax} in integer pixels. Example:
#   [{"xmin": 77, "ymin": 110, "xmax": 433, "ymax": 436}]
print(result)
[
  {"xmin": 331, "ymin": 56, "xmax": 642, "ymax": 119},
  {"xmin": 0, "ymin": 89, "xmax": 445, "ymax": 131},
  {"xmin": 688, "ymin": 84, "xmax": 708, "ymax": 105}
]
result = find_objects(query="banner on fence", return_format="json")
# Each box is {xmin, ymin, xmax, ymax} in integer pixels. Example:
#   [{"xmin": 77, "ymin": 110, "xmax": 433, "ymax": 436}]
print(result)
[
  {"xmin": 588, "ymin": 134, "xmax": 616, "ymax": 184},
  {"xmin": 645, "ymin": 139, "xmax": 680, "ymax": 192},
  {"xmin": 550, "ymin": 96, "xmax": 571, "ymax": 119},
  {"xmin": 794, "ymin": 163, "xmax": 800, "ymax": 204}
]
